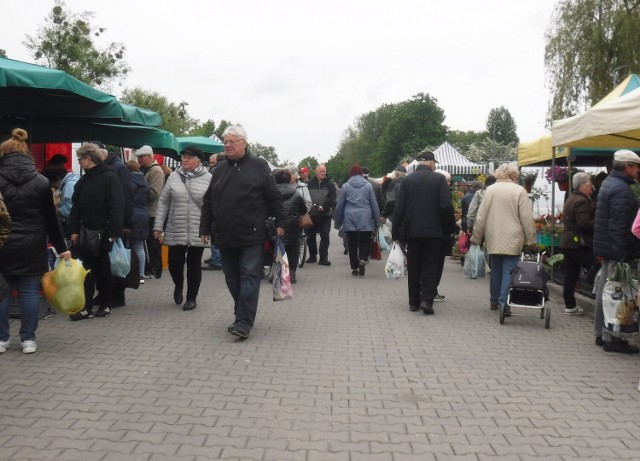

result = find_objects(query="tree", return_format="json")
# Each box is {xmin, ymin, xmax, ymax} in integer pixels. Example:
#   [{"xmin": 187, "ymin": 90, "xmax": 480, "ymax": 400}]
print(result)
[
  {"xmin": 465, "ymin": 138, "xmax": 517, "ymax": 164},
  {"xmin": 24, "ymin": 1, "xmax": 129, "ymax": 90},
  {"xmin": 249, "ymin": 142, "xmax": 280, "ymax": 166},
  {"xmin": 486, "ymin": 106, "xmax": 519, "ymax": 146},
  {"xmin": 0, "ymin": 49, "xmax": 6, "ymax": 58},
  {"xmin": 374, "ymin": 93, "xmax": 447, "ymax": 172},
  {"xmin": 545, "ymin": 0, "xmax": 640, "ymax": 122},
  {"xmin": 120, "ymin": 87, "xmax": 194, "ymax": 135},
  {"xmin": 447, "ymin": 129, "xmax": 489, "ymax": 153},
  {"xmin": 188, "ymin": 119, "xmax": 217, "ymax": 137}
]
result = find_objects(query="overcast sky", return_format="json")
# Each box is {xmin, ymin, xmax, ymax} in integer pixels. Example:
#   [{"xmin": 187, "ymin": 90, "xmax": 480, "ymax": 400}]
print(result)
[{"xmin": 4, "ymin": 0, "xmax": 557, "ymax": 164}]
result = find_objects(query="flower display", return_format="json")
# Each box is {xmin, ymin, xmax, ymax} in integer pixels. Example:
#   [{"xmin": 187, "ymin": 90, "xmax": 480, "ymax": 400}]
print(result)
[
  {"xmin": 544, "ymin": 166, "xmax": 569, "ymax": 183},
  {"xmin": 520, "ymin": 169, "xmax": 538, "ymax": 185}
]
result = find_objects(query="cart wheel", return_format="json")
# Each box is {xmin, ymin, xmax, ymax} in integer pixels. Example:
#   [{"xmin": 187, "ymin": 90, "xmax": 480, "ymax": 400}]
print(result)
[
  {"xmin": 499, "ymin": 304, "xmax": 505, "ymax": 325},
  {"xmin": 540, "ymin": 307, "xmax": 545, "ymax": 319},
  {"xmin": 298, "ymin": 234, "xmax": 307, "ymax": 268},
  {"xmin": 544, "ymin": 305, "xmax": 551, "ymax": 329}
]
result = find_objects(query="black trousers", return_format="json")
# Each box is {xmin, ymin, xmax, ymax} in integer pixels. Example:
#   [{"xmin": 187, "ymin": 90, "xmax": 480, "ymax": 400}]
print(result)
[
  {"xmin": 406, "ymin": 237, "xmax": 441, "ymax": 306},
  {"xmin": 347, "ymin": 231, "xmax": 372, "ymax": 270},
  {"xmin": 146, "ymin": 217, "xmax": 162, "ymax": 276},
  {"xmin": 562, "ymin": 247, "xmax": 597, "ymax": 309},
  {"xmin": 307, "ymin": 217, "xmax": 332, "ymax": 261},
  {"xmin": 80, "ymin": 247, "xmax": 113, "ymax": 310},
  {"xmin": 284, "ymin": 239, "xmax": 300, "ymax": 282},
  {"xmin": 168, "ymin": 245, "xmax": 205, "ymax": 300}
]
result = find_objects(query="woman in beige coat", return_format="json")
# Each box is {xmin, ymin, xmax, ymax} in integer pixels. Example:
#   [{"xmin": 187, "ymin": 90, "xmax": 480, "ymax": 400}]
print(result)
[{"xmin": 470, "ymin": 162, "xmax": 536, "ymax": 314}]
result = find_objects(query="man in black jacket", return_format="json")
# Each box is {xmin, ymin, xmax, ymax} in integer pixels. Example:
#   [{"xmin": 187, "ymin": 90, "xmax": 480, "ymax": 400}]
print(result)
[
  {"xmin": 200, "ymin": 125, "xmax": 284, "ymax": 339},
  {"xmin": 391, "ymin": 151, "xmax": 455, "ymax": 315},
  {"xmin": 306, "ymin": 164, "xmax": 336, "ymax": 265},
  {"xmin": 592, "ymin": 149, "xmax": 640, "ymax": 354}
]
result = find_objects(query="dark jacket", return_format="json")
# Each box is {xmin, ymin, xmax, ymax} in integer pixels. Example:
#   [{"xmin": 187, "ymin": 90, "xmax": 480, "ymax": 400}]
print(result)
[
  {"xmin": 391, "ymin": 165, "xmax": 456, "ymax": 241},
  {"xmin": 366, "ymin": 177, "xmax": 384, "ymax": 212},
  {"xmin": 68, "ymin": 162, "xmax": 125, "ymax": 241},
  {"xmin": 460, "ymin": 190, "xmax": 476, "ymax": 232},
  {"xmin": 560, "ymin": 190, "xmax": 594, "ymax": 250},
  {"xmin": 276, "ymin": 183, "xmax": 307, "ymax": 246},
  {"xmin": 105, "ymin": 153, "xmax": 133, "ymax": 229},
  {"xmin": 130, "ymin": 171, "xmax": 150, "ymax": 240},
  {"xmin": 200, "ymin": 153, "xmax": 284, "ymax": 248},
  {"xmin": 593, "ymin": 170, "xmax": 640, "ymax": 261},
  {"xmin": 381, "ymin": 174, "xmax": 407, "ymax": 219},
  {"xmin": 0, "ymin": 152, "xmax": 67, "ymax": 275},
  {"xmin": 307, "ymin": 176, "xmax": 336, "ymax": 220}
]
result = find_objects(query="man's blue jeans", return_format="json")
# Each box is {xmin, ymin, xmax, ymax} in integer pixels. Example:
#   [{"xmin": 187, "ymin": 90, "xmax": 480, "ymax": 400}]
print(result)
[
  {"xmin": 219, "ymin": 243, "xmax": 263, "ymax": 331},
  {"xmin": 0, "ymin": 275, "xmax": 41, "ymax": 342},
  {"xmin": 210, "ymin": 244, "xmax": 221, "ymax": 267},
  {"xmin": 489, "ymin": 254, "xmax": 520, "ymax": 305}
]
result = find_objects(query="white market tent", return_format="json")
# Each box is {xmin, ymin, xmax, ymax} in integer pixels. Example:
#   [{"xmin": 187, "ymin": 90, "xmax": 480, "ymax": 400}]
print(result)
[
  {"xmin": 406, "ymin": 142, "xmax": 488, "ymax": 175},
  {"xmin": 552, "ymin": 75, "xmax": 640, "ymax": 149}
]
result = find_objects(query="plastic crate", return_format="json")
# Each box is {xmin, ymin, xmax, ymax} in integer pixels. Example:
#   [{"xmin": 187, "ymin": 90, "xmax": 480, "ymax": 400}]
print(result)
[
  {"xmin": 536, "ymin": 234, "xmax": 560, "ymax": 247},
  {"xmin": 8, "ymin": 291, "xmax": 55, "ymax": 320}
]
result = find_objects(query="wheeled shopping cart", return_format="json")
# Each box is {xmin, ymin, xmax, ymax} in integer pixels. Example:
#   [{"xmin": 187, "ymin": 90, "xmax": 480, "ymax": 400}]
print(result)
[{"xmin": 501, "ymin": 253, "xmax": 551, "ymax": 328}]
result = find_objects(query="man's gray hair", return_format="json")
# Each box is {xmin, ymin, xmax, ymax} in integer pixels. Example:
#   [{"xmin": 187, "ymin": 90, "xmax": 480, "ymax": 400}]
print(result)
[
  {"xmin": 572, "ymin": 171, "xmax": 591, "ymax": 189},
  {"xmin": 222, "ymin": 124, "xmax": 247, "ymax": 140},
  {"xmin": 76, "ymin": 144, "xmax": 104, "ymax": 164},
  {"xmin": 285, "ymin": 165, "xmax": 298, "ymax": 177},
  {"xmin": 494, "ymin": 162, "xmax": 519, "ymax": 181}
]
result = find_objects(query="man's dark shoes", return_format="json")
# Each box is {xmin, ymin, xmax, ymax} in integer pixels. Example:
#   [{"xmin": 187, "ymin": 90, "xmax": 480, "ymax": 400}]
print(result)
[
  {"xmin": 358, "ymin": 260, "xmax": 366, "ymax": 276},
  {"xmin": 306, "ymin": 256, "xmax": 317, "ymax": 263},
  {"xmin": 70, "ymin": 309, "xmax": 93, "ymax": 321},
  {"xmin": 595, "ymin": 337, "xmax": 604, "ymax": 347},
  {"xmin": 420, "ymin": 301, "xmax": 434, "ymax": 315},
  {"xmin": 352, "ymin": 269, "xmax": 359, "ymax": 276},
  {"xmin": 152, "ymin": 268, "xmax": 162, "ymax": 279},
  {"xmin": 202, "ymin": 264, "xmax": 222, "ymax": 271},
  {"xmin": 603, "ymin": 341, "xmax": 639, "ymax": 354},
  {"xmin": 318, "ymin": 260, "xmax": 331, "ymax": 266},
  {"xmin": 183, "ymin": 299, "xmax": 197, "ymax": 311},
  {"xmin": 228, "ymin": 323, "xmax": 237, "ymax": 333},
  {"xmin": 174, "ymin": 287, "xmax": 183, "ymax": 305},
  {"xmin": 95, "ymin": 306, "xmax": 111, "ymax": 318},
  {"xmin": 230, "ymin": 325, "xmax": 249, "ymax": 339},
  {"xmin": 409, "ymin": 305, "xmax": 419, "ymax": 312}
]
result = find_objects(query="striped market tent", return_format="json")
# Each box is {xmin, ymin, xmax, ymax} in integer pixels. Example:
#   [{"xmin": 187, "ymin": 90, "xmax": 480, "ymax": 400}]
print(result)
[{"xmin": 433, "ymin": 142, "xmax": 487, "ymax": 175}]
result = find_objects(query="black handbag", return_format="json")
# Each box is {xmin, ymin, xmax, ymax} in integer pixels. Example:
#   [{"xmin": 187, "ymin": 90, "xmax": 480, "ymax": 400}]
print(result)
[{"xmin": 79, "ymin": 225, "xmax": 103, "ymax": 257}]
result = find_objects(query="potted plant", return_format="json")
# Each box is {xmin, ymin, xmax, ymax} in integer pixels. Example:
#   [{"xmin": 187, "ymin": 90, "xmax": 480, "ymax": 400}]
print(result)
[
  {"xmin": 544, "ymin": 165, "xmax": 570, "ymax": 190},
  {"xmin": 520, "ymin": 169, "xmax": 538, "ymax": 192}
]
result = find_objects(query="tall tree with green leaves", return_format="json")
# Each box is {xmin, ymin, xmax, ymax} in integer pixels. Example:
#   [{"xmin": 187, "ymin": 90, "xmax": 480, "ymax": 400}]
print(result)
[
  {"xmin": 374, "ymin": 93, "xmax": 447, "ymax": 172},
  {"xmin": 447, "ymin": 129, "xmax": 489, "ymax": 153},
  {"xmin": 249, "ymin": 142, "xmax": 280, "ymax": 166},
  {"xmin": 24, "ymin": 1, "xmax": 129, "ymax": 90},
  {"xmin": 121, "ymin": 87, "xmax": 194, "ymax": 135},
  {"xmin": 545, "ymin": 0, "xmax": 640, "ymax": 123},
  {"xmin": 0, "ymin": 49, "xmax": 6, "ymax": 58},
  {"xmin": 486, "ymin": 106, "xmax": 519, "ymax": 146}
]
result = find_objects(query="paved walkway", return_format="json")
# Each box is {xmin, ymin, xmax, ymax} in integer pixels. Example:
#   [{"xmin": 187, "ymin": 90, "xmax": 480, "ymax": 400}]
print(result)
[{"xmin": 1, "ymin": 230, "xmax": 639, "ymax": 461}]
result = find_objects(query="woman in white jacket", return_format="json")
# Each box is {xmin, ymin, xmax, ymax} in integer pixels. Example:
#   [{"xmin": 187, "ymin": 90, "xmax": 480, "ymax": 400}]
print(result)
[{"xmin": 153, "ymin": 147, "xmax": 212, "ymax": 311}]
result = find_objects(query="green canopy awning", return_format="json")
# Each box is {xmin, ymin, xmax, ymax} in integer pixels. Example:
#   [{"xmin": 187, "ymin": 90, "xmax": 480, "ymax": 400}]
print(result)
[
  {"xmin": 176, "ymin": 136, "xmax": 224, "ymax": 154},
  {"xmin": 0, "ymin": 57, "xmax": 162, "ymax": 126}
]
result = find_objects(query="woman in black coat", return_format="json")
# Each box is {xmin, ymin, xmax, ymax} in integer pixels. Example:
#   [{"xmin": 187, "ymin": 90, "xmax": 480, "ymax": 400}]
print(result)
[
  {"xmin": 0, "ymin": 128, "xmax": 71, "ymax": 354},
  {"xmin": 68, "ymin": 143, "xmax": 125, "ymax": 320},
  {"xmin": 274, "ymin": 169, "xmax": 307, "ymax": 284}
]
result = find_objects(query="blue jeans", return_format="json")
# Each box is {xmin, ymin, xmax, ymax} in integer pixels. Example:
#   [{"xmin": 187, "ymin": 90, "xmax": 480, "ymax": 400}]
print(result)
[
  {"xmin": 0, "ymin": 275, "xmax": 41, "ymax": 342},
  {"xmin": 131, "ymin": 238, "xmax": 146, "ymax": 277},
  {"xmin": 219, "ymin": 243, "xmax": 263, "ymax": 331},
  {"xmin": 489, "ymin": 254, "xmax": 519, "ymax": 305},
  {"xmin": 210, "ymin": 244, "xmax": 221, "ymax": 267}
]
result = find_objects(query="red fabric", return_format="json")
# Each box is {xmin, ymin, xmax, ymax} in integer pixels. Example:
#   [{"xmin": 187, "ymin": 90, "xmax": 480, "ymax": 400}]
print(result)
[{"xmin": 45, "ymin": 143, "xmax": 72, "ymax": 170}]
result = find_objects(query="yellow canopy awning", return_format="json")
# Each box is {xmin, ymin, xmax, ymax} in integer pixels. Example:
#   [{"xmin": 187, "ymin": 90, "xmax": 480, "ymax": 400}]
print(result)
[{"xmin": 517, "ymin": 134, "xmax": 569, "ymax": 166}]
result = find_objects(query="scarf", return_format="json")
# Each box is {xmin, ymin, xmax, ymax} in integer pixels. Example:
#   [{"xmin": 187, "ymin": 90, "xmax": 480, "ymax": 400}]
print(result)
[{"xmin": 177, "ymin": 164, "xmax": 204, "ymax": 179}]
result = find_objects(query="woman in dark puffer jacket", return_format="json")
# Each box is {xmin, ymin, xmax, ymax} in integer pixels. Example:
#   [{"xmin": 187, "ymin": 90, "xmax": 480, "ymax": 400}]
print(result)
[
  {"xmin": 0, "ymin": 129, "xmax": 71, "ymax": 354},
  {"xmin": 274, "ymin": 170, "xmax": 307, "ymax": 284}
]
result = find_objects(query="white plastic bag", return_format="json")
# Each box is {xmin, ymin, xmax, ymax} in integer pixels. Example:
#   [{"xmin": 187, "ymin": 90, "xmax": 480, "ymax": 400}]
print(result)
[
  {"xmin": 109, "ymin": 238, "xmax": 131, "ymax": 278},
  {"xmin": 602, "ymin": 262, "xmax": 639, "ymax": 333},
  {"xmin": 385, "ymin": 242, "xmax": 405, "ymax": 279},
  {"xmin": 463, "ymin": 245, "xmax": 486, "ymax": 279}
]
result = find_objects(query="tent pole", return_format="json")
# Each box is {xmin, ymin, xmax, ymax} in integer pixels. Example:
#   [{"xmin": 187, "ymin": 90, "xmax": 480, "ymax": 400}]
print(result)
[{"xmin": 550, "ymin": 148, "xmax": 556, "ymax": 257}]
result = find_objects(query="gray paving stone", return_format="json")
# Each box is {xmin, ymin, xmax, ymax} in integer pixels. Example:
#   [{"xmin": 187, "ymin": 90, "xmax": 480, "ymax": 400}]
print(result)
[{"xmin": 1, "ymin": 231, "xmax": 639, "ymax": 460}]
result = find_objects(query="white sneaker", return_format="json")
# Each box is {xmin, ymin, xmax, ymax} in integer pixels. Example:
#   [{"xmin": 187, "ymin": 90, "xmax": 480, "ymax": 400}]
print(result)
[
  {"xmin": 21, "ymin": 340, "xmax": 37, "ymax": 354},
  {"xmin": 565, "ymin": 306, "xmax": 584, "ymax": 315},
  {"xmin": 0, "ymin": 339, "xmax": 10, "ymax": 354},
  {"xmin": 139, "ymin": 279, "xmax": 145, "ymax": 284}
]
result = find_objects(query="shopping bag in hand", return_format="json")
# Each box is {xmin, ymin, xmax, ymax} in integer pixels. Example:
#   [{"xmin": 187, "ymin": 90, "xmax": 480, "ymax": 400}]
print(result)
[
  {"xmin": 378, "ymin": 227, "xmax": 390, "ymax": 251},
  {"xmin": 385, "ymin": 242, "xmax": 405, "ymax": 279},
  {"xmin": 272, "ymin": 238, "xmax": 293, "ymax": 301},
  {"xmin": 109, "ymin": 238, "xmax": 131, "ymax": 278},
  {"xmin": 41, "ymin": 258, "xmax": 88, "ymax": 314},
  {"xmin": 463, "ymin": 245, "xmax": 486, "ymax": 279}
]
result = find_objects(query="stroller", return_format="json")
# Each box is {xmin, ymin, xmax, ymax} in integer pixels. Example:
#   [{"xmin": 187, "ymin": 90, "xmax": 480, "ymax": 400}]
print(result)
[{"xmin": 501, "ymin": 253, "xmax": 551, "ymax": 328}]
